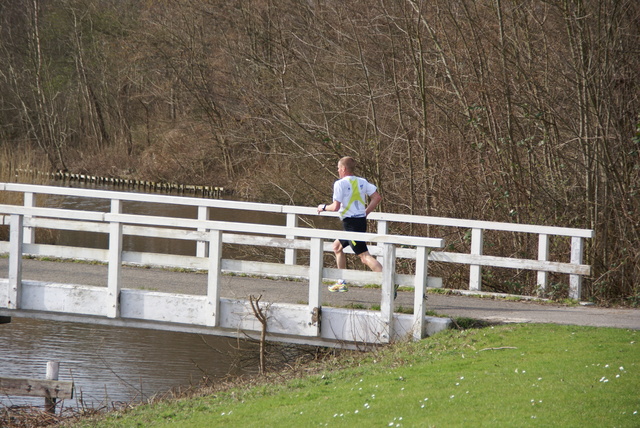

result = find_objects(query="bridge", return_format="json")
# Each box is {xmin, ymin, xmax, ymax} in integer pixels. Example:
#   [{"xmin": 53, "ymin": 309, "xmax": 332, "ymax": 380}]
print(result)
[{"xmin": 0, "ymin": 183, "xmax": 593, "ymax": 348}]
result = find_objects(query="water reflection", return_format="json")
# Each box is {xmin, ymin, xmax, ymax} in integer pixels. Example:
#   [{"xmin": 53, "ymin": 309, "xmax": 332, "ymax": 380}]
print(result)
[{"xmin": 0, "ymin": 317, "xmax": 257, "ymax": 410}]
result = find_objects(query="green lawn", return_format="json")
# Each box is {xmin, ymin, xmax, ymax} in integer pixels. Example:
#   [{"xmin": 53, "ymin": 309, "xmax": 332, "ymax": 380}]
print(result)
[{"xmin": 70, "ymin": 324, "xmax": 639, "ymax": 427}]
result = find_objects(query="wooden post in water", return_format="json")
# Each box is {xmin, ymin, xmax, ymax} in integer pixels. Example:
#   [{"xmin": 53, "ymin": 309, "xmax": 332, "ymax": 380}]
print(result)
[
  {"xmin": 0, "ymin": 362, "xmax": 73, "ymax": 413},
  {"xmin": 45, "ymin": 361, "xmax": 59, "ymax": 414}
]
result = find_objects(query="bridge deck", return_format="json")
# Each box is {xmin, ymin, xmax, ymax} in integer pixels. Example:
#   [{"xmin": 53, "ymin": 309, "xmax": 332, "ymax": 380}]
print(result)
[
  {"xmin": 2, "ymin": 259, "xmax": 638, "ymax": 333},
  {"xmin": 1, "ymin": 257, "xmax": 407, "ymax": 308},
  {"xmin": 0, "ymin": 257, "xmax": 452, "ymax": 348}
]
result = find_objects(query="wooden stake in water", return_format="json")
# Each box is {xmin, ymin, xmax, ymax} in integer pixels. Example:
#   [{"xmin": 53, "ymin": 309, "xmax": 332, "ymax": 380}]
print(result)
[
  {"xmin": 0, "ymin": 361, "xmax": 73, "ymax": 412},
  {"xmin": 45, "ymin": 361, "xmax": 59, "ymax": 414}
]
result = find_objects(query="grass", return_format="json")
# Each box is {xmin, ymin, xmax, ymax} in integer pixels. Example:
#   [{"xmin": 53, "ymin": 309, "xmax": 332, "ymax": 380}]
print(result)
[{"xmin": 65, "ymin": 323, "xmax": 639, "ymax": 427}]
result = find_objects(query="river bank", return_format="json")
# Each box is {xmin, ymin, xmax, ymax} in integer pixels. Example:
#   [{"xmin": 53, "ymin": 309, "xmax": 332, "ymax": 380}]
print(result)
[
  {"xmin": 61, "ymin": 323, "xmax": 640, "ymax": 427},
  {"xmin": 3, "ymin": 291, "xmax": 639, "ymax": 427}
]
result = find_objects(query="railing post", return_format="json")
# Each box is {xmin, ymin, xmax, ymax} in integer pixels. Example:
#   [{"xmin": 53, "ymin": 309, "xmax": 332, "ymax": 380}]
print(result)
[
  {"xmin": 8, "ymin": 214, "xmax": 24, "ymax": 309},
  {"xmin": 206, "ymin": 229, "xmax": 223, "ymax": 327},
  {"xmin": 376, "ymin": 220, "xmax": 388, "ymax": 265},
  {"xmin": 413, "ymin": 246, "xmax": 429, "ymax": 340},
  {"xmin": 196, "ymin": 206, "xmax": 208, "ymax": 258},
  {"xmin": 107, "ymin": 200, "xmax": 122, "ymax": 318},
  {"xmin": 308, "ymin": 238, "xmax": 323, "ymax": 332},
  {"xmin": 285, "ymin": 213, "xmax": 298, "ymax": 265},
  {"xmin": 469, "ymin": 228, "xmax": 483, "ymax": 291},
  {"xmin": 537, "ymin": 234, "xmax": 549, "ymax": 296},
  {"xmin": 380, "ymin": 243, "xmax": 396, "ymax": 343},
  {"xmin": 569, "ymin": 236, "xmax": 584, "ymax": 300},
  {"xmin": 23, "ymin": 192, "xmax": 35, "ymax": 245}
]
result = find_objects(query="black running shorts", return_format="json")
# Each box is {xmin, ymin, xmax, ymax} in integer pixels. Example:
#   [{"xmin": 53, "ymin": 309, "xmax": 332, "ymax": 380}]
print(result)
[{"xmin": 339, "ymin": 216, "xmax": 369, "ymax": 255}]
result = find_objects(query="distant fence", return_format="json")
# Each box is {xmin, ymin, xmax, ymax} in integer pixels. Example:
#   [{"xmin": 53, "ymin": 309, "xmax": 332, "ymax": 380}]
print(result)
[{"xmin": 14, "ymin": 169, "xmax": 225, "ymax": 198}]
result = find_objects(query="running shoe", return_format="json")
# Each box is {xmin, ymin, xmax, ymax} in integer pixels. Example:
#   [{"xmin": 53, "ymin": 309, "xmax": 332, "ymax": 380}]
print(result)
[{"xmin": 328, "ymin": 279, "xmax": 348, "ymax": 292}]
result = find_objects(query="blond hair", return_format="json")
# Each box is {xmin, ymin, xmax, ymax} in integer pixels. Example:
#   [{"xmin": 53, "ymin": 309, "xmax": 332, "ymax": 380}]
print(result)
[{"xmin": 338, "ymin": 156, "xmax": 356, "ymax": 173}]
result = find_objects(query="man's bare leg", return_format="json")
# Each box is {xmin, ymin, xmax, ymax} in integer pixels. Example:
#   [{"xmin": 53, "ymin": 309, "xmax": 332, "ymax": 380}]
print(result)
[
  {"xmin": 359, "ymin": 251, "xmax": 382, "ymax": 272},
  {"xmin": 332, "ymin": 239, "xmax": 347, "ymax": 270}
]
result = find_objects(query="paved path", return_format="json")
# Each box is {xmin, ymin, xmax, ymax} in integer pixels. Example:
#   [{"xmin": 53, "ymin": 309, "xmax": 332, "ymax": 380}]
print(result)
[{"xmin": 2, "ymin": 259, "xmax": 639, "ymax": 330}]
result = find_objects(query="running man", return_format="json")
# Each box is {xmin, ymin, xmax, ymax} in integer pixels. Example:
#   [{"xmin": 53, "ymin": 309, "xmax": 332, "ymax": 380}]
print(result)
[{"xmin": 317, "ymin": 156, "xmax": 382, "ymax": 292}]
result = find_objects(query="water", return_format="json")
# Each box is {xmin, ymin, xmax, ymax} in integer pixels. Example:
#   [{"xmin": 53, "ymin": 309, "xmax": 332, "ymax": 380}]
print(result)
[{"xmin": 1, "ymin": 317, "xmax": 258, "ymax": 410}]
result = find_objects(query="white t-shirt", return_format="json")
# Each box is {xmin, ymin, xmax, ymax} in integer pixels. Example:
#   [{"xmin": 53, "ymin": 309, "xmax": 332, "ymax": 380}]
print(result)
[{"xmin": 332, "ymin": 175, "xmax": 377, "ymax": 220}]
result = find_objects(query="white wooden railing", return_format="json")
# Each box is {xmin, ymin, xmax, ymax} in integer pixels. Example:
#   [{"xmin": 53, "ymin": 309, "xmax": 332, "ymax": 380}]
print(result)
[{"xmin": 0, "ymin": 183, "xmax": 593, "ymax": 299}]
